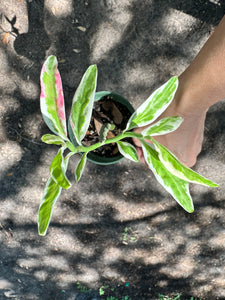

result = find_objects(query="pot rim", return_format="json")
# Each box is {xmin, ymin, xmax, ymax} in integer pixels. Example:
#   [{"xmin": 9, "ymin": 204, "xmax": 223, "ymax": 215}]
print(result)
[{"xmin": 86, "ymin": 91, "xmax": 134, "ymax": 165}]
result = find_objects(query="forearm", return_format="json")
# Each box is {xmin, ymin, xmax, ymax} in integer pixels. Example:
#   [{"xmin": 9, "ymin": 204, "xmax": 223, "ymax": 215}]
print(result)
[{"xmin": 175, "ymin": 15, "xmax": 225, "ymax": 114}]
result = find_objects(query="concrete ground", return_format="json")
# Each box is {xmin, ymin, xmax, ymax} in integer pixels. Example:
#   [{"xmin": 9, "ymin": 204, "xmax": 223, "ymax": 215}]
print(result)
[{"xmin": 0, "ymin": 1, "xmax": 225, "ymax": 299}]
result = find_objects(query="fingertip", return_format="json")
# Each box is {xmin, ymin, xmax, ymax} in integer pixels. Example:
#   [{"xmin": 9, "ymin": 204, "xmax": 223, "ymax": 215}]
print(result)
[{"xmin": 136, "ymin": 147, "xmax": 146, "ymax": 164}]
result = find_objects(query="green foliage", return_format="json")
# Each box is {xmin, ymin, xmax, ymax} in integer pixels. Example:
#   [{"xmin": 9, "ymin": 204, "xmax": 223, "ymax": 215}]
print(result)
[
  {"xmin": 38, "ymin": 56, "xmax": 218, "ymax": 235},
  {"xmin": 69, "ymin": 64, "xmax": 97, "ymax": 145},
  {"xmin": 125, "ymin": 76, "xmax": 178, "ymax": 131},
  {"xmin": 117, "ymin": 141, "xmax": 138, "ymax": 162},
  {"xmin": 75, "ymin": 153, "xmax": 87, "ymax": 183},
  {"xmin": 141, "ymin": 141, "xmax": 194, "ymax": 212},
  {"xmin": 152, "ymin": 139, "xmax": 218, "ymax": 187},
  {"xmin": 40, "ymin": 55, "xmax": 67, "ymax": 139},
  {"xmin": 122, "ymin": 227, "xmax": 138, "ymax": 243},
  {"xmin": 76, "ymin": 282, "xmax": 90, "ymax": 293},
  {"xmin": 50, "ymin": 147, "xmax": 71, "ymax": 189},
  {"xmin": 41, "ymin": 134, "xmax": 66, "ymax": 146},
  {"xmin": 38, "ymin": 176, "xmax": 62, "ymax": 236},
  {"xmin": 99, "ymin": 123, "xmax": 115, "ymax": 143},
  {"xmin": 74, "ymin": 281, "xmax": 200, "ymax": 300},
  {"xmin": 142, "ymin": 116, "xmax": 183, "ymax": 136},
  {"xmin": 99, "ymin": 285, "xmax": 109, "ymax": 296}
]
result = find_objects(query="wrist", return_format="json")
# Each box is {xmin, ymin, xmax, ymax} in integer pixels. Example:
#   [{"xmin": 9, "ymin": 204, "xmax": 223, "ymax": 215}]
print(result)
[{"xmin": 172, "ymin": 74, "xmax": 209, "ymax": 116}]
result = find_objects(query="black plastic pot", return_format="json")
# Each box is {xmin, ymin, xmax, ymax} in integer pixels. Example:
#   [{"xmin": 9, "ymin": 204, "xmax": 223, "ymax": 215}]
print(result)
[
  {"xmin": 86, "ymin": 91, "xmax": 135, "ymax": 165},
  {"xmin": 68, "ymin": 91, "xmax": 135, "ymax": 165}
]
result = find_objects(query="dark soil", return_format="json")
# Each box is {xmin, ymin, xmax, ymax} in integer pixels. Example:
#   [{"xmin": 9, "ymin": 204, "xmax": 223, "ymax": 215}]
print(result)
[
  {"xmin": 83, "ymin": 96, "xmax": 133, "ymax": 158},
  {"xmin": 0, "ymin": 1, "xmax": 225, "ymax": 300}
]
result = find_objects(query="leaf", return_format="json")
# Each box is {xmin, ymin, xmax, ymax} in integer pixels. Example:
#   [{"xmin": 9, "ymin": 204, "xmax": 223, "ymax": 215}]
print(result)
[
  {"xmin": 125, "ymin": 77, "xmax": 178, "ymax": 131},
  {"xmin": 40, "ymin": 55, "xmax": 67, "ymax": 139},
  {"xmin": 65, "ymin": 141, "xmax": 77, "ymax": 152},
  {"xmin": 38, "ymin": 176, "xmax": 62, "ymax": 236},
  {"xmin": 102, "ymin": 101, "xmax": 123, "ymax": 125},
  {"xmin": 75, "ymin": 153, "xmax": 87, "ymax": 182},
  {"xmin": 142, "ymin": 116, "xmax": 183, "ymax": 137},
  {"xmin": 2, "ymin": 32, "xmax": 9, "ymax": 45},
  {"xmin": 93, "ymin": 117, "xmax": 103, "ymax": 135},
  {"xmin": 99, "ymin": 123, "xmax": 115, "ymax": 143},
  {"xmin": 152, "ymin": 139, "xmax": 218, "ymax": 187},
  {"xmin": 77, "ymin": 26, "xmax": 87, "ymax": 32},
  {"xmin": 69, "ymin": 65, "xmax": 97, "ymax": 145},
  {"xmin": 50, "ymin": 148, "xmax": 71, "ymax": 189},
  {"xmin": 124, "ymin": 131, "xmax": 145, "ymax": 139},
  {"xmin": 141, "ymin": 141, "xmax": 194, "ymax": 213},
  {"xmin": 41, "ymin": 134, "xmax": 66, "ymax": 146},
  {"xmin": 117, "ymin": 141, "xmax": 138, "ymax": 162}
]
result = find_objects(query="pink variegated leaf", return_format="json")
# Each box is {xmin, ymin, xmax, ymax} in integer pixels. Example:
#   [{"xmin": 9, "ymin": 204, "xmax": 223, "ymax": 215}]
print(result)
[{"xmin": 40, "ymin": 55, "xmax": 67, "ymax": 140}]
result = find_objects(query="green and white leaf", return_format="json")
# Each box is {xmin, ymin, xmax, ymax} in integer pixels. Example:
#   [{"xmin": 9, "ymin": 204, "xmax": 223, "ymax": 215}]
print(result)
[
  {"xmin": 65, "ymin": 141, "xmax": 77, "ymax": 152},
  {"xmin": 117, "ymin": 141, "xmax": 139, "ymax": 162},
  {"xmin": 40, "ymin": 55, "xmax": 67, "ymax": 139},
  {"xmin": 38, "ymin": 176, "xmax": 62, "ymax": 236},
  {"xmin": 142, "ymin": 116, "xmax": 183, "ymax": 137},
  {"xmin": 69, "ymin": 65, "xmax": 97, "ymax": 145},
  {"xmin": 41, "ymin": 134, "xmax": 66, "ymax": 146},
  {"xmin": 141, "ymin": 141, "xmax": 194, "ymax": 213},
  {"xmin": 99, "ymin": 123, "xmax": 115, "ymax": 144},
  {"xmin": 152, "ymin": 139, "xmax": 218, "ymax": 187},
  {"xmin": 50, "ymin": 147, "xmax": 71, "ymax": 189},
  {"xmin": 125, "ymin": 76, "xmax": 178, "ymax": 131},
  {"xmin": 124, "ymin": 131, "xmax": 145, "ymax": 139},
  {"xmin": 75, "ymin": 153, "xmax": 87, "ymax": 182}
]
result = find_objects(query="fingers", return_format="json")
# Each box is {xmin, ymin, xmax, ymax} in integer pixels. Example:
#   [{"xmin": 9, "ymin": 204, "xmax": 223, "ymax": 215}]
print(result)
[
  {"xmin": 136, "ymin": 147, "xmax": 149, "ymax": 166},
  {"xmin": 133, "ymin": 136, "xmax": 142, "ymax": 148}
]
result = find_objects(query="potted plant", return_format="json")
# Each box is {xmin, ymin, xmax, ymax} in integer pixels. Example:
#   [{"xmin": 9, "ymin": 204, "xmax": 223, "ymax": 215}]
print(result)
[
  {"xmin": 38, "ymin": 55, "xmax": 218, "ymax": 236},
  {"xmin": 69, "ymin": 90, "xmax": 135, "ymax": 165}
]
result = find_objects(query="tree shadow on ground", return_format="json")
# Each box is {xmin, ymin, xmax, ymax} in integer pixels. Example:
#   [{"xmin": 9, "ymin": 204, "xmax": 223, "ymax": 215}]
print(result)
[
  {"xmin": 2, "ymin": 191, "xmax": 225, "ymax": 299},
  {"xmin": 0, "ymin": 0, "xmax": 225, "ymax": 299}
]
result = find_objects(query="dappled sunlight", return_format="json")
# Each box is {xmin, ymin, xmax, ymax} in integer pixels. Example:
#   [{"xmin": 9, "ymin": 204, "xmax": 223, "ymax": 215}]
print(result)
[
  {"xmin": 90, "ymin": 23, "xmax": 125, "ymax": 62},
  {"xmin": 17, "ymin": 257, "xmax": 42, "ymax": 270},
  {"xmin": 74, "ymin": 266, "xmax": 100, "ymax": 284},
  {"xmin": 123, "ymin": 64, "xmax": 157, "ymax": 103},
  {"xmin": 46, "ymin": 230, "xmax": 90, "ymax": 253},
  {"xmin": 0, "ymin": 279, "xmax": 13, "ymax": 290},
  {"xmin": 42, "ymin": 255, "xmax": 69, "ymax": 271},
  {"xmin": 90, "ymin": 14, "xmax": 131, "ymax": 63},
  {"xmin": 18, "ymin": 80, "xmax": 39, "ymax": 100},
  {"xmin": 160, "ymin": 256, "xmax": 196, "ymax": 278},
  {"xmin": 44, "ymin": 0, "xmax": 73, "ymax": 18},
  {"xmin": 90, "ymin": 6, "xmax": 132, "ymax": 62},
  {"xmin": 0, "ymin": 50, "xmax": 9, "ymax": 76},
  {"xmin": 0, "ymin": 0, "xmax": 28, "ymax": 33},
  {"xmin": 0, "ymin": 141, "xmax": 23, "ymax": 177},
  {"xmin": 0, "ymin": 0, "xmax": 224, "ymax": 299},
  {"xmin": 114, "ymin": 200, "xmax": 165, "ymax": 222},
  {"xmin": 34, "ymin": 270, "xmax": 48, "ymax": 281},
  {"xmin": 209, "ymin": 231, "xmax": 225, "ymax": 247},
  {"xmin": 0, "ymin": 51, "xmax": 17, "ymax": 90},
  {"xmin": 103, "ymin": 246, "xmax": 122, "ymax": 264},
  {"xmin": 161, "ymin": 9, "xmax": 197, "ymax": 36}
]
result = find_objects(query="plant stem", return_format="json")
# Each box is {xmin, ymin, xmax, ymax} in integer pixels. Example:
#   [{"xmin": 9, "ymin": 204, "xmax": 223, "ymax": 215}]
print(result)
[
  {"xmin": 71, "ymin": 132, "xmax": 144, "ymax": 154},
  {"xmin": 65, "ymin": 151, "xmax": 76, "ymax": 160}
]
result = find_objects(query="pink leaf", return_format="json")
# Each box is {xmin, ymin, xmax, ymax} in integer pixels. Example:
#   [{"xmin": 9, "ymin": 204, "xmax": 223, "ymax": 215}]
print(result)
[{"xmin": 40, "ymin": 56, "xmax": 67, "ymax": 139}]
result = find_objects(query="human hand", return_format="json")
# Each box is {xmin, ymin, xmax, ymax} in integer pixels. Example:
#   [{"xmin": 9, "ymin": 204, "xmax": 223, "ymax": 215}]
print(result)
[{"xmin": 133, "ymin": 98, "xmax": 207, "ymax": 168}]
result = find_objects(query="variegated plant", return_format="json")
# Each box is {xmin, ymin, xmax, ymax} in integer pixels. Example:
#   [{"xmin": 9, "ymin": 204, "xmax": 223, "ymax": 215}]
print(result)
[{"xmin": 38, "ymin": 55, "xmax": 218, "ymax": 236}]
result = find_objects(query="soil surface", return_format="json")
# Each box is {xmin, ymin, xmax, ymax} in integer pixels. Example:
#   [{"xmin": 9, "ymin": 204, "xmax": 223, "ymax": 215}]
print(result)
[
  {"xmin": 0, "ymin": 1, "xmax": 225, "ymax": 299},
  {"xmin": 84, "ymin": 96, "xmax": 132, "ymax": 158}
]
